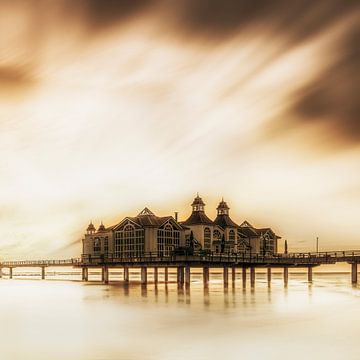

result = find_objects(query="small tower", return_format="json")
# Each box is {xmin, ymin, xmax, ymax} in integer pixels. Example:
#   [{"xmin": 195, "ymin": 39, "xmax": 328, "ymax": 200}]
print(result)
[
  {"xmin": 191, "ymin": 193, "xmax": 205, "ymax": 212},
  {"xmin": 86, "ymin": 221, "xmax": 96, "ymax": 235},
  {"xmin": 98, "ymin": 221, "xmax": 106, "ymax": 232},
  {"xmin": 216, "ymin": 198, "xmax": 230, "ymax": 216}
]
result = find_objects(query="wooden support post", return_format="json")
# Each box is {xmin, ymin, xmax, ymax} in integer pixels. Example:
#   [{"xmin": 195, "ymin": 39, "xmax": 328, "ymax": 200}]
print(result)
[
  {"xmin": 177, "ymin": 266, "xmax": 184, "ymax": 285},
  {"xmin": 203, "ymin": 267, "xmax": 209, "ymax": 287},
  {"xmin": 41, "ymin": 266, "xmax": 46, "ymax": 280},
  {"xmin": 250, "ymin": 267, "xmax": 255, "ymax": 287},
  {"xmin": 267, "ymin": 267, "xmax": 272, "ymax": 284},
  {"xmin": 102, "ymin": 266, "xmax": 109, "ymax": 284},
  {"xmin": 351, "ymin": 263, "xmax": 358, "ymax": 284},
  {"xmin": 9, "ymin": 267, "xmax": 13, "ymax": 279},
  {"xmin": 231, "ymin": 267, "xmax": 236, "ymax": 283},
  {"xmin": 141, "ymin": 267, "xmax": 147, "ymax": 284},
  {"xmin": 242, "ymin": 267, "xmax": 246, "ymax": 287},
  {"xmin": 0, "ymin": 267, "xmax": 2, "ymax": 278},
  {"xmin": 124, "ymin": 267, "xmax": 129, "ymax": 282},
  {"xmin": 164, "ymin": 267, "xmax": 168, "ymax": 283},
  {"xmin": 185, "ymin": 266, "xmax": 191, "ymax": 286},
  {"xmin": 308, "ymin": 267, "xmax": 313, "ymax": 282},
  {"xmin": 154, "ymin": 267, "xmax": 158, "ymax": 284},
  {"xmin": 284, "ymin": 267, "xmax": 289, "ymax": 286},
  {"xmin": 82, "ymin": 267, "xmax": 88, "ymax": 281},
  {"xmin": 223, "ymin": 267, "xmax": 229, "ymax": 287}
]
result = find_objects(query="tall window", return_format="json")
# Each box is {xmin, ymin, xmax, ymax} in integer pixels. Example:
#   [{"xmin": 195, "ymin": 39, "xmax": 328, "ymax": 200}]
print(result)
[
  {"xmin": 157, "ymin": 223, "xmax": 180, "ymax": 256},
  {"xmin": 229, "ymin": 230, "xmax": 235, "ymax": 242},
  {"xmin": 114, "ymin": 224, "xmax": 145, "ymax": 258},
  {"xmin": 204, "ymin": 227, "xmax": 211, "ymax": 250},
  {"xmin": 93, "ymin": 238, "xmax": 101, "ymax": 253},
  {"xmin": 104, "ymin": 236, "xmax": 109, "ymax": 254}
]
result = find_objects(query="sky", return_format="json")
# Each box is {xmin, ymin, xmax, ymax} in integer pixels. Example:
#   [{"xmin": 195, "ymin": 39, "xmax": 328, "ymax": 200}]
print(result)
[{"xmin": 0, "ymin": 0, "xmax": 359, "ymax": 259}]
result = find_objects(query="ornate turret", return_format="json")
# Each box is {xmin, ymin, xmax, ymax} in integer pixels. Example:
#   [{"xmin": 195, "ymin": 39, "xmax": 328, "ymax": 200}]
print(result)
[
  {"xmin": 191, "ymin": 193, "xmax": 205, "ymax": 212},
  {"xmin": 98, "ymin": 222, "xmax": 106, "ymax": 232},
  {"xmin": 182, "ymin": 194, "xmax": 213, "ymax": 225},
  {"xmin": 216, "ymin": 198, "xmax": 229, "ymax": 216},
  {"xmin": 86, "ymin": 221, "xmax": 96, "ymax": 234},
  {"xmin": 214, "ymin": 199, "xmax": 238, "ymax": 228}
]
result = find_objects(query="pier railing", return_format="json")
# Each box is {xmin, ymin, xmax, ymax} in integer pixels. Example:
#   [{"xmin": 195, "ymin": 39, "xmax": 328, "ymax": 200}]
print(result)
[
  {"xmin": 0, "ymin": 258, "xmax": 81, "ymax": 267},
  {"xmin": 79, "ymin": 250, "xmax": 360, "ymax": 266}
]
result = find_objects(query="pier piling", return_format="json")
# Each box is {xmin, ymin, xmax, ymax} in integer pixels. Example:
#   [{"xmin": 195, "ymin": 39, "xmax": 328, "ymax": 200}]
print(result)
[
  {"xmin": 164, "ymin": 267, "xmax": 168, "ymax": 283},
  {"xmin": 185, "ymin": 266, "xmax": 191, "ymax": 286},
  {"xmin": 41, "ymin": 266, "xmax": 46, "ymax": 280},
  {"xmin": 250, "ymin": 267, "xmax": 255, "ymax": 287},
  {"xmin": 82, "ymin": 267, "xmax": 88, "ymax": 281},
  {"xmin": 232, "ymin": 267, "xmax": 236, "ymax": 283},
  {"xmin": 177, "ymin": 266, "xmax": 184, "ymax": 285},
  {"xmin": 267, "ymin": 267, "xmax": 272, "ymax": 285},
  {"xmin": 223, "ymin": 267, "xmax": 229, "ymax": 287},
  {"xmin": 141, "ymin": 267, "xmax": 147, "ymax": 284},
  {"xmin": 102, "ymin": 266, "xmax": 109, "ymax": 284},
  {"xmin": 284, "ymin": 267, "xmax": 289, "ymax": 286},
  {"xmin": 124, "ymin": 267, "xmax": 129, "ymax": 282},
  {"xmin": 242, "ymin": 267, "xmax": 246, "ymax": 287},
  {"xmin": 9, "ymin": 267, "xmax": 13, "ymax": 279},
  {"xmin": 308, "ymin": 267, "xmax": 313, "ymax": 282},
  {"xmin": 351, "ymin": 263, "xmax": 358, "ymax": 284},
  {"xmin": 203, "ymin": 267, "xmax": 209, "ymax": 287},
  {"xmin": 154, "ymin": 267, "xmax": 158, "ymax": 284}
]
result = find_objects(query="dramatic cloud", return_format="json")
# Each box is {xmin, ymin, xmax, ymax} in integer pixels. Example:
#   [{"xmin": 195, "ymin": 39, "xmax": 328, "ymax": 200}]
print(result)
[{"xmin": 0, "ymin": 0, "xmax": 359, "ymax": 257}]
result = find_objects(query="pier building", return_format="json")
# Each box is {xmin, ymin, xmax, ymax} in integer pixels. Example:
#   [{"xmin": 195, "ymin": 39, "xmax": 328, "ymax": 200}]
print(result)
[{"xmin": 82, "ymin": 195, "xmax": 281, "ymax": 259}]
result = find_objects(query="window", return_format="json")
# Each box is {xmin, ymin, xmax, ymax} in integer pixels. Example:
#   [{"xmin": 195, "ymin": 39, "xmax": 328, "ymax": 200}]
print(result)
[
  {"xmin": 104, "ymin": 236, "xmax": 109, "ymax": 254},
  {"xmin": 213, "ymin": 230, "xmax": 221, "ymax": 240},
  {"xmin": 93, "ymin": 238, "xmax": 101, "ymax": 253},
  {"xmin": 157, "ymin": 223, "xmax": 180, "ymax": 256},
  {"xmin": 114, "ymin": 224, "xmax": 145, "ymax": 258},
  {"xmin": 204, "ymin": 227, "xmax": 211, "ymax": 250}
]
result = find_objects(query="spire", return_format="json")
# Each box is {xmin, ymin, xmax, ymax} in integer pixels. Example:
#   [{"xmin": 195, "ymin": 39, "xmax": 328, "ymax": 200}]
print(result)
[{"xmin": 217, "ymin": 198, "xmax": 230, "ymax": 215}]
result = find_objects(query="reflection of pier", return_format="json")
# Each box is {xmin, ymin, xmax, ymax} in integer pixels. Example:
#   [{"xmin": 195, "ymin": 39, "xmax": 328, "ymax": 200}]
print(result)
[{"xmin": 1, "ymin": 251, "xmax": 360, "ymax": 285}]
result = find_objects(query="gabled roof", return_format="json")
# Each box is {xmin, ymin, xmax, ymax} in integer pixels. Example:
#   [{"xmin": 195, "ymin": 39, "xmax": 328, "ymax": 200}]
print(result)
[
  {"xmin": 113, "ymin": 208, "xmax": 187, "ymax": 230},
  {"xmin": 181, "ymin": 211, "xmax": 214, "ymax": 226},
  {"xmin": 238, "ymin": 226, "xmax": 259, "ymax": 238},
  {"xmin": 214, "ymin": 214, "xmax": 238, "ymax": 229}
]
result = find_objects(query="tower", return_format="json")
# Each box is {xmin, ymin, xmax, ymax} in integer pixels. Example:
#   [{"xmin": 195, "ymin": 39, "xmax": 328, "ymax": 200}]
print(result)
[{"xmin": 86, "ymin": 221, "xmax": 96, "ymax": 235}]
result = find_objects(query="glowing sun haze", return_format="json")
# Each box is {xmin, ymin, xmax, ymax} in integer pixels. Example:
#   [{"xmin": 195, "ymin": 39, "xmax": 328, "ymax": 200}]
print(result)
[{"xmin": 0, "ymin": 0, "xmax": 359, "ymax": 259}]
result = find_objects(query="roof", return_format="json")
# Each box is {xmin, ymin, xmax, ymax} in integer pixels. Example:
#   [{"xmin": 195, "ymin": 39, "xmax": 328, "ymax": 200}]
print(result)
[
  {"xmin": 181, "ymin": 211, "xmax": 214, "ymax": 226},
  {"xmin": 114, "ymin": 208, "xmax": 186, "ymax": 229},
  {"xmin": 213, "ymin": 214, "xmax": 238, "ymax": 228},
  {"xmin": 238, "ymin": 226, "xmax": 259, "ymax": 238}
]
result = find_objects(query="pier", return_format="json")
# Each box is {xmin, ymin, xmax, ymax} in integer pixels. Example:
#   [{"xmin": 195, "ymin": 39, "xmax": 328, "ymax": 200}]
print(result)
[{"xmin": 1, "ymin": 250, "xmax": 360, "ymax": 286}]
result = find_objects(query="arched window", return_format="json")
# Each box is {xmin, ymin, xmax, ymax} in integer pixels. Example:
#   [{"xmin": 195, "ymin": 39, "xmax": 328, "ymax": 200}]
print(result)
[
  {"xmin": 157, "ymin": 223, "xmax": 180, "ymax": 256},
  {"xmin": 204, "ymin": 227, "xmax": 211, "ymax": 250},
  {"xmin": 115, "ymin": 223, "xmax": 144, "ymax": 258}
]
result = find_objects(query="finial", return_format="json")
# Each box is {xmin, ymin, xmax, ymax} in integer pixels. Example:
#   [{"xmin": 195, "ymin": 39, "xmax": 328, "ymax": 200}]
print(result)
[{"xmin": 197, "ymin": 192, "xmax": 199, "ymax": 197}]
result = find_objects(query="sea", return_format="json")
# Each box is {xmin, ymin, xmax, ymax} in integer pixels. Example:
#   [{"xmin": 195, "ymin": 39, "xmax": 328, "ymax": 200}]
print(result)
[{"xmin": 0, "ymin": 268, "xmax": 359, "ymax": 360}]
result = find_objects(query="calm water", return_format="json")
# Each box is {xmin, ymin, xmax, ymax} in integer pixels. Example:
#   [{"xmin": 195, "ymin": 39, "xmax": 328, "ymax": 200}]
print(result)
[{"xmin": 0, "ymin": 270, "xmax": 360, "ymax": 360}]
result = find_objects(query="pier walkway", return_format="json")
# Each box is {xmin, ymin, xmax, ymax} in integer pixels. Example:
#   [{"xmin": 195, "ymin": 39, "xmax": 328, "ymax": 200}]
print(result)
[{"xmin": 1, "ymin": 250, "xmax": 360, "ymax": 285}]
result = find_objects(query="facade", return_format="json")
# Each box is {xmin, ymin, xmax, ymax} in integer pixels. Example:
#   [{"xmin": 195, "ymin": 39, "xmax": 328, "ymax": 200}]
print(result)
[{"xmin": 82, "ymin": 195, "xmax": 281, "ymax": 259}]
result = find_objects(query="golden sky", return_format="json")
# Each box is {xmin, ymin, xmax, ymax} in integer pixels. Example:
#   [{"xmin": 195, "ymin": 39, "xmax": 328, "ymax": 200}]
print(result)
[{"xmin": 0, "ymin": 0, "xmax": 359, "ymax": 259}]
